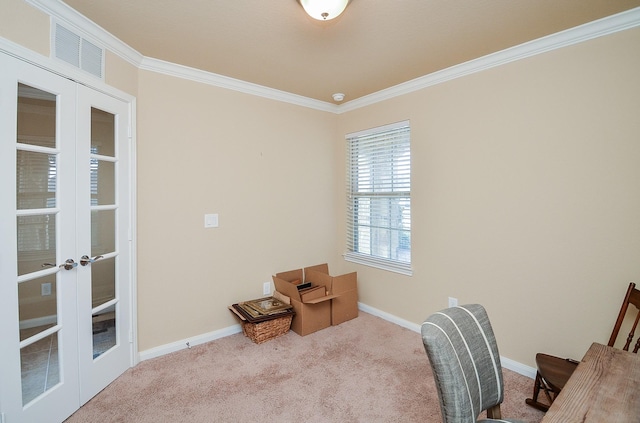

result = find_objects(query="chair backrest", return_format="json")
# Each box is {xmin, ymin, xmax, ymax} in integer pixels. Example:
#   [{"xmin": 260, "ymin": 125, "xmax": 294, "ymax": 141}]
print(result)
[
  {"xmin": 421, "ymin": 304, "xmax": 504, "ymax": 423},
  {"xmin": 608, "ymin": 282, "xmax": 640, "ymax": 353}
]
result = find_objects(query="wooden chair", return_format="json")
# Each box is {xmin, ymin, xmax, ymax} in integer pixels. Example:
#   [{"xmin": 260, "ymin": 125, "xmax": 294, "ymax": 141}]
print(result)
[
  {"xmin": 526, "ymin": 282, "xmax": 640, "ymax": 412},
  {"xmin": 422, "ymin": 304, "xmax": 524, "ymax": 423}
]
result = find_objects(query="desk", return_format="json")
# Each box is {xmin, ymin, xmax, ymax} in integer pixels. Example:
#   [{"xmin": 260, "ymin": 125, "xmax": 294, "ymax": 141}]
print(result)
[{"xmin": 541, "ymin": 342, "xmax": 640, "ymax": 423}]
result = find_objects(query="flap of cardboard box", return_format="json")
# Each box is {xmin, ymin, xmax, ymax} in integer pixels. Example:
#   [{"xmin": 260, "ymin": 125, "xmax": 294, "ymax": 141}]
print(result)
[
  {"xmin": 304, "ymin": 263, "xmax": 329, "ymax": 277},
  {"xmin": 299, "ymin": 285, "xmax": 326, "ymax": 302},
  {"xmin": 304, "ymin": 264, "xmax": 357, "ymax": 295},
  {"xmin": 304, "ymin": 268, "xmax": 333, "ymax": 291},
  {"xmin": 304, "ymin": 293, "xmax": 339, "ymax": 304},
  {"xmin": 273, "ymin": 275, "xmax": 338, "ymax": 305},
  {"xmin": 272, "ymin": 275, "xmax": 302, "ymax": 301},
  {"xmin": 275, "ymin": 269, "xmax": 303, "ymax": 285},
  {"xmin": 332, "ymin": 272, "xmax": 357, "ymax": 294}
]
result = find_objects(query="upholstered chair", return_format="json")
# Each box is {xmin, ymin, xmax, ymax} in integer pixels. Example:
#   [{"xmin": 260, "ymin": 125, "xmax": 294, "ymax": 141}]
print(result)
[{"xmin": 422, "ymin": 304, "xmax": 524, "ymax": 423}]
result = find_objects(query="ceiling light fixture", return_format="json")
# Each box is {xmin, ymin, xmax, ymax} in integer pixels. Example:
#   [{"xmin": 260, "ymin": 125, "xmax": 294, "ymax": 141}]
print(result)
[{"xmin": 297, "ymin": 0, "xmax": 351, "ymax": 21}]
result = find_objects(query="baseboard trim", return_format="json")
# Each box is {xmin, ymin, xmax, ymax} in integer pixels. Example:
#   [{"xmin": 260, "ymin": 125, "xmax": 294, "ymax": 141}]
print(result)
[
  {"xmin": 357, "ymin": 302, "xmax": 537, "ymax": 379},
  {"xmin": 19, "ymin": 315, "xmax": 57, "ymax": 330},
  {"xmin": 138, "ymin": 303, "xmax": 536, "ymax": 378},
  {"xmin": 501, "ymin": 356, "xmax": 537, "ymax": 379},
  {"xmin": 138, "ymin": 324, "xmax": 243, "ymax": 362},
  {"xmin": 358, "ymin": 302, "xmax": 422, "ymax": 332}
]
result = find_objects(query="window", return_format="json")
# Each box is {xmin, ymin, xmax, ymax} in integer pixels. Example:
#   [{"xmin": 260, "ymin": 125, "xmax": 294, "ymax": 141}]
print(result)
[{"xmin": 345, "ymin": 121, "xmax": 411, "ymax": 275}]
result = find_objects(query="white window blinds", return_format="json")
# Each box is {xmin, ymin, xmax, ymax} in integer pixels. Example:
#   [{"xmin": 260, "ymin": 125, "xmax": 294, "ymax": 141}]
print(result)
[{"xmin": 345, "ymin": 121, "xmax": 411, "ymax": 275}]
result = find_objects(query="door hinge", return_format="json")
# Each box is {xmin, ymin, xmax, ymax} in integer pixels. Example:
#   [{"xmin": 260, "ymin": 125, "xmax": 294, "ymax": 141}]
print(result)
[{"xmin": 129, "ymin": 331, "xmax": 133, "ymax": 343}]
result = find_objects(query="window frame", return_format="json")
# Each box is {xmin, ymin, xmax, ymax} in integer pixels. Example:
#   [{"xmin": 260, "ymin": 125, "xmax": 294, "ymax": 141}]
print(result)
[{"xmin": 344, "ymin": 120, "xmax": 412, "ymax": 276}]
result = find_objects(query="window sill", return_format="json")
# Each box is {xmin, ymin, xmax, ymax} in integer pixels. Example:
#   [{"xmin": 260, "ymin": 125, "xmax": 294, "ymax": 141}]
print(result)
[{"xmin": 343, "ymin": 252, "xmax": 413, "ymax": 276}]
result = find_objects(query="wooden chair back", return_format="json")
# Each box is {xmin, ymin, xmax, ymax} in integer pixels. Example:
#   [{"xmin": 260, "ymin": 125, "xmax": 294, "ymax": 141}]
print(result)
[{"xmin": 607, "ymin": 282, "xmax": 640, "ymax": 353}]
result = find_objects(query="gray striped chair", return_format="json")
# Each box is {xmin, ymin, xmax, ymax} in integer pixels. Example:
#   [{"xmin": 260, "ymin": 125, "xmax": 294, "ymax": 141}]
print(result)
[{"xmin": 421, "ymin": 304, "xmax": 523, "ymax": 423}]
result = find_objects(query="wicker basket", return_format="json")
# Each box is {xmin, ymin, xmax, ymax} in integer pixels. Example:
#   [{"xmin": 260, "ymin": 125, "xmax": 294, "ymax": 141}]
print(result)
[{"xmin": 242, "ymin": 314, "xmax": 293, "ymax": 344}]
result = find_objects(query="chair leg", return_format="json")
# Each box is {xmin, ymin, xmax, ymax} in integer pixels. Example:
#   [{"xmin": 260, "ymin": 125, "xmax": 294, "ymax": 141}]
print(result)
[
  {"xmin": 486, "ymin": 404, "xmax": 502, "ymax": 419},
  {"xmin": 525, "ymin": 371, "xmax": 551, "ymax": 412}
]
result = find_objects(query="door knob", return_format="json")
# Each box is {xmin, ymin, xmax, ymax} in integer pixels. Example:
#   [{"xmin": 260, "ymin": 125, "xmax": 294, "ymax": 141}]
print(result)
[
  {"xmin": 60, "ymin": 259, "xmax": 78, "ymax": 270},
  {"xmin": 42, "ymin": 259, "xmax": 78, "ymax": 270},
  {"xmin": 80, "ymin": 255, "xmax": 103, "ymax": 266}
]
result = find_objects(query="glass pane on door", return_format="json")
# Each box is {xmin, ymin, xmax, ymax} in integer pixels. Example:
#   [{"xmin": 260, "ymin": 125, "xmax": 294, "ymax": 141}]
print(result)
[
  {"xmin": 89, "ymin": 106, "xmax": 118, "ymax": 361},
  {"xmin": 90, "ymin": 159, "xmax": 115, "ymax": 205},
  {"xmin": 16, "ymin": 83, "xmax": 62, "ymax": 406},
  {"xmin": 91, "ymin": 210, "xmax": 115, "ymax": 256},
  {"xmin": 17, "ymin": 83, "xmax": 56, "ymax": 148},
  {"xmin": 16, "ymin": 150, "xmax": 56, "ymax": 209},
  {"xmin": 18, "ymin": 275, "xmax": 57, "ymax": 341},
  {"xmin": 20, "ymin": 332, "xmax": 60, "ymax": 405},
  {"xmin": 17, "ymin": 214, "xmax": 56, "ymax": 276},
  {"xmin": 90, "ymin": 107, "xmax": 115, "ymax": 157},
  {"xmin": 92, "ymin": 309, "xmax": 116, "ymax": 359}
]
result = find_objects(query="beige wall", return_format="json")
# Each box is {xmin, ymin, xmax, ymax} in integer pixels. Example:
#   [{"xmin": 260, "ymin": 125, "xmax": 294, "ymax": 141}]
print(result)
[
  {"xmin": 4, "ymin": 0, "xmax": 640, "ymax": 368},
  {"xmin": 105, "ymin": 51, "xmax": 139, "ymax": 97},
  {"xmin": 0, "ymin": 0, "xmax": 49, "ymax": 56},
  {"xmin": 136, "ymin": 71, "xmax": 337, "ymax": 350},
  {"xmin": 335, "ymin": 27, "xmax": 640, "ymax": 365}
]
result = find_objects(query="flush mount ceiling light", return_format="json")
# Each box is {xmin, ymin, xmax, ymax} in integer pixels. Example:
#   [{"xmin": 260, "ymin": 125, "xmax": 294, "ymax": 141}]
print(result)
[{"xmin": 297, "ymin": 0, "xmax": 351, "ymax": 21}]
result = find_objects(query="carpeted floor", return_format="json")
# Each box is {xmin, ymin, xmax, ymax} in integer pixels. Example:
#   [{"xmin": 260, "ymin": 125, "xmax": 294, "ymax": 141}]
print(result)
[{"xmin": 65, "ymin": 311, "xmax": 545, "ymax": 422}]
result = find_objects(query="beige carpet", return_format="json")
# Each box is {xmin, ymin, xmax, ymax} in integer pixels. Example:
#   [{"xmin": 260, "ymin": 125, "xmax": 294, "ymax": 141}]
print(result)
[{"xmin": 65, "ymin": 312, "xmax": 545, "ymax": 422}]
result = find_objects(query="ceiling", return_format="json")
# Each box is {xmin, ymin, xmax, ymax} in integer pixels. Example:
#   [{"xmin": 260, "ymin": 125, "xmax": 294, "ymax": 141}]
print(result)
[{"xmin": 62, "ymin": 0, "xmax": 640, "ymax": 103}]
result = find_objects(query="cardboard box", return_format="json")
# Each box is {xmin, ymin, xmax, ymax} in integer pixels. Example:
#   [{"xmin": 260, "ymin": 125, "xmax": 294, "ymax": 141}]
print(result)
[
  {"xmin": 272, "ymin": 269, "xmax": 337, "ymax": 336},
  {"xmin": 304, "ymin": 264, "xmax": 358, "ymax": 326}
]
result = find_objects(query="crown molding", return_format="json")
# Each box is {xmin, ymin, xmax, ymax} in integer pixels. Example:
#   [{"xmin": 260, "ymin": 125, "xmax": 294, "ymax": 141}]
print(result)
[
  {"xmin": 337, "ymin": 6, "xmax": 640, "ymax": 113},
  {"xmin": 139, "ymin": 56, "xmax": 338, "ymax": 113},
  {"xmin": 22, "ymin": 1, "xmax": 640, "ymax": 114}
]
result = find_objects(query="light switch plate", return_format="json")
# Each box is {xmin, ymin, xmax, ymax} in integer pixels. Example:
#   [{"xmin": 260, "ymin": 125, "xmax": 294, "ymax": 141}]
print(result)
[{"xmin": 204, "ymin": 213, "xmax": 219, "ymax": 228}]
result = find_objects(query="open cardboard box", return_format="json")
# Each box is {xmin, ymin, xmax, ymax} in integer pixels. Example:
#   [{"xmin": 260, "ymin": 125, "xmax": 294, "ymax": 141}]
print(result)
[
  {"xmin": 272, "ymin": 268, "xmax": 338, "ymax": 336},
  {"xmin": 273, "ymin": 264, "xmax": 358, "ymax": 336},
  {"xmin": 304, "ymin": 264, "xmax": 358, "ymax": 326}
]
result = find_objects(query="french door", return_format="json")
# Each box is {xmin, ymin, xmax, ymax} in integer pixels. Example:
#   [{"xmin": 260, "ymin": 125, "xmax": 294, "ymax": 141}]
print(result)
[{"xmin": 0, "ymin": 53, "xmax": 133, "ymax": 422}]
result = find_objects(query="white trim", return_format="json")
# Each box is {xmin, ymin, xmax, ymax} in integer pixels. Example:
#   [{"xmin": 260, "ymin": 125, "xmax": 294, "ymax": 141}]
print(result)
[
  {"xmin": 345, "ymin": 119, "xmax": 410, "ymax": 139},
  {"xmin": 358, "ymin": 302, "xmax": 421, "ymax": 332},
  {"xmin": 139, "ymin": 57, "xmax": 336, "ymax": 113},
  {"xmin": 138, "ymin": 324, "xmax": 243, "ymax": 362},
  {"xmin": 501, "ymin": 356, "xmax": 537, "ymax": 380},
  {"xmin": 128, "ymin": 98, "xmax": 139, "ymax": 366},
  {"xmin": 22, "ymin": 1, "xmax": 640, "ymax": 113},
  {"xmin": 19, "ymin": 315, "xmax": 57, "ymax": 330},
  {"xmin": 337, "ymin": 6, "xmax": 640, "ymax": 113},
  {"xmin": 359, "ymin": 302, "xmax": 537, "ymax": 379},
  {"xmin": 344, "ymin": 253, "xmax": 413, "ymax": 276}
]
